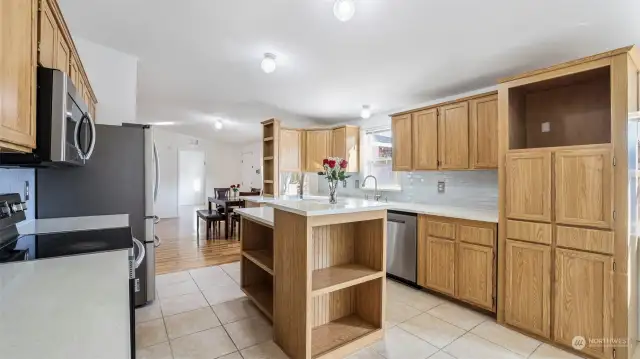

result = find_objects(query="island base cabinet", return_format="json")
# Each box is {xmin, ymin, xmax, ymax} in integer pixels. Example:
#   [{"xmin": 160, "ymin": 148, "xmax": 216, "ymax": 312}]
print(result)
[
  {"xmin": 504, "ymin": 239, "xmax": 551, "ymax": 339},
  {"xmin": 424, "ymin": 236, "xmax": 456, "ymax": 296},
  {"xmin": 456, "ymin": 243, "xmax": 494, "ymax": 311},
  {"xmin": 553, "ymin": 248, "xmax": 613, "ymax": 359}
]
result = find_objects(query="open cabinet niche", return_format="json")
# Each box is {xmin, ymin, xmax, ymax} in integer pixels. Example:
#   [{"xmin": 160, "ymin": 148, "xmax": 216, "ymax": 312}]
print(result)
[{"xmin": 508, "ymin": 66, "xmax": 611, "ymax": 149}]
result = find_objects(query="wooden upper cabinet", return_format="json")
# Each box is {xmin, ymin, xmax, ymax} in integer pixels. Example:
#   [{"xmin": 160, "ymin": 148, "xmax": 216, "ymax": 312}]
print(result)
[
  {"xmin": 505, "ymin": 240, "xmax": 551, "ymax": 339},
  {"xmin": 457, "ymin": 242, "xmax": 494, "ymax": 310},
  {"xmin": 392, "ymin": 114, "xmax": 412, "ymax": 171},
  {"xmin": 0, "ymin": 0, "xmax": 37, "ymax": 151},
  {"xmin": 438, "ymin": 101, "xmax": 469, "ymax": 169},
  {"xmin": 69, "ymin": 56, "xmax": 80, "ymax": 87},
  {"xmin": 470, "ymin": 95, "xmax": 498, "ymax": 168},
  {"xmin": 424, "ymin": 236, "xmax": 456, "ymax": 296},
  {"xmin": 305, "ymin": 130, "xmax": 331, "ymax": 172},
  {"xmin": 555, "ymin": 147, "xmax": 613, "ymax": 229},
  {"xmin": 331, "ymin": 127, "xmax": 346, "ymax": 159},
  {"xmin": 554, "ymin": 248, "xmax": 613, "ymax": 359},
  {"xmin": 331, "ymin": 126, "xmax": 359, "ymax": 172},
  {"xmin": 412, "ymin": 108, "xmax": 438, "ymax": 170},
  {"xmin": 280, "ymin": 129, "xmax": 303, "ymax": 172},
  {"xmin": 55, "ymin": 30, "xmax": 70, "ymax": 73},
  {"xmin": 38, "ymin": 0, "xmax": 56, "ymax": 68},
  {"xmin": 506, "ymin": 151, "xmax": 552, "ymax": 222}
]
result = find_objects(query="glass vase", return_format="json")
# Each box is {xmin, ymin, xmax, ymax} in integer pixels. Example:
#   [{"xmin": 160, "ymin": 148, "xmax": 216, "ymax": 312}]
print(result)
[{"xmin": 328, "ymin": 179, "xmax": 338, "ymax": 204}]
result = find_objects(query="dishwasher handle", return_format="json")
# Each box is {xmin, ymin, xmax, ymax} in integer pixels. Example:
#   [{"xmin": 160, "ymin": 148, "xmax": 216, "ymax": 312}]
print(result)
[{"xmin": 388, "ymin": 218, "xmax": 405, "ymax": 224}]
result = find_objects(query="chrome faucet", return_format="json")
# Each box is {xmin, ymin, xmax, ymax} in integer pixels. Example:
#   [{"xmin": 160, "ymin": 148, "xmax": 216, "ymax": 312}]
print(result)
[
  {"xmin": 362, "ymin": 175, "xmax": 381, "ymax": 201},
  {"xmin": 298, "ymin": 173, "xmax": 306, "ymax": 199}
]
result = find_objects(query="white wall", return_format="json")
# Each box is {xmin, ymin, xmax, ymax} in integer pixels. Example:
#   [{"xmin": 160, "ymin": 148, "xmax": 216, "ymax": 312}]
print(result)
[
  {"xmin": 154, "ymin": 128, "xmax": 242, "ymax": 218},
  {"xmin": 241, "ymin": 142, "xmax": 262, "ymax": 190},
  {"xmin": 74, "ymin": 37, "xmax": 138, "ymax": 126}
]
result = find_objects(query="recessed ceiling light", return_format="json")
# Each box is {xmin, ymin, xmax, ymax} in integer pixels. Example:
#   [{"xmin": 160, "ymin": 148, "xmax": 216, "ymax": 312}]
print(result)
[
  {"xmin": 214, "ymin": 120, "xmax": 223, "ymax": 130},
  {"xmin": 333, "ymin": 0, "xmax": 355, "ymax": 22},
  {"xmin": 360, "ymin": 105, "xmax": 371, "ymax": 119},
  {"xmin": 151, "ymin": 121, "xmax": 175, "ymax": 126},
  {"xmin": 261, "ymin": 53, "xmax": 277, "ymax": 73}
]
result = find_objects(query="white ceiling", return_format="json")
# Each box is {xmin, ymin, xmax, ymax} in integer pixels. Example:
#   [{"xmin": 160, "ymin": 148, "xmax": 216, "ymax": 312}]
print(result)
[{"xmin": 59, "ymin": 0, "xmax": 640, "ymax": 144}]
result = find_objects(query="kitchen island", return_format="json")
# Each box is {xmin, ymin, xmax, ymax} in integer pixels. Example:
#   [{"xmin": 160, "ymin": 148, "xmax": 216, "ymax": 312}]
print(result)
[{"xmin": 236, "ymin": 199, "xmax": 389, "ymax": 359}]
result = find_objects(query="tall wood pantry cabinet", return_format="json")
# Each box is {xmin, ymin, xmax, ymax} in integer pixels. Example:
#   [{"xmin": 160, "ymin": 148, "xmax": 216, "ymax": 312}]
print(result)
[{"xmin": 498, "ymin": 46, "xmax": 639, "ymax": 359}]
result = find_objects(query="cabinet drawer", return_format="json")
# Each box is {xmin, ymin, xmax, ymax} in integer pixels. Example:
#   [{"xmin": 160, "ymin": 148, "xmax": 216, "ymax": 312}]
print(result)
[
  {"xmin": 458, "ymin": 225, "xmax": 494, "ymax": 247},
  {"xmin": 506, "ymin": 220, "xmax": 551, "ymax": 245},
  {"xmin": 427, "ymin": 221, "xmax": 455, "ymax": 239},
  {"xmin": 556, "ymin": 226, "xmax": 614, "ymax": 255}
]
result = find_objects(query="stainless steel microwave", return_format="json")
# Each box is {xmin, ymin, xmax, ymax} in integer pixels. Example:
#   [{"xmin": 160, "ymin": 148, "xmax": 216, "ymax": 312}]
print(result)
[{"xmin": 0, "ymin": 67, "xmax": 96, "ymax": 167}]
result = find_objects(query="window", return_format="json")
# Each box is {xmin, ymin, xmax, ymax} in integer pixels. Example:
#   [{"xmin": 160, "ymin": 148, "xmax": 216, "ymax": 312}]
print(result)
[{"xmin": 361, "ymin": 128, "xmax": 401, "ymax": 191}]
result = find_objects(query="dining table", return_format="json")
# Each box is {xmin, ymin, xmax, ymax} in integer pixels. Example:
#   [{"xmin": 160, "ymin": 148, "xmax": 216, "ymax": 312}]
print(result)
[{"xmin": 208, "ymin": 195, "xmax": 244, "ymax": 239}]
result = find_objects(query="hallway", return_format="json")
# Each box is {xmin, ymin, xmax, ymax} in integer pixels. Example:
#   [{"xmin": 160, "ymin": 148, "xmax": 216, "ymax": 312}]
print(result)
[{"xmin": 155, "ymin": 205, "xmax": 241, "ymax": 275}]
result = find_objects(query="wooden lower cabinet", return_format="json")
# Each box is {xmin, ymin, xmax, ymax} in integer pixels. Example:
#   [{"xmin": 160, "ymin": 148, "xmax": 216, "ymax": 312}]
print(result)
[
  {"xmin": 554, "ymin": 248, "xmax": 613, "ymax": 359},
  {"xmin": 424, "ymin": 236, "xmax": 456, "ymax": 296},
  {"xmin": 456, "ymin": 243, "xmax": 494, "ymax": 310},
  {"xmin": 504, "ymin": 239, "xmax": 551, "ymax": 338}
]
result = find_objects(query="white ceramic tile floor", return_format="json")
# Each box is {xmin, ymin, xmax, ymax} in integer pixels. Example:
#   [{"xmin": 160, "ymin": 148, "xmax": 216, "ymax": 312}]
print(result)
[{"xmin": 136, "ymin": 264, "xmax": 584, "ymax": 359}]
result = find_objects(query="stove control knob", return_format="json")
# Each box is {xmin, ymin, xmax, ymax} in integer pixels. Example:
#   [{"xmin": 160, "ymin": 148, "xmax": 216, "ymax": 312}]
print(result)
[
  {"xmin": 0, "ymin": 202, "xmax": 11, "ymax": 217},
  {"xmin": 10, "ymin": 202, "xmax": 26, "ymax": 213}
]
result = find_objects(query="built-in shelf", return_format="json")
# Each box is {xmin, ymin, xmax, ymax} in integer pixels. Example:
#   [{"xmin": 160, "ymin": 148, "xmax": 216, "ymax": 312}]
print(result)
[
  {"xmin": 264, "ymin": 180, "xmax": 274, "ymax": 184},
  {"xmin": 312, "ymin": 264, "xmax": 383, "ymax": 296},
  {"xmin": 264, "ymin": 137, "xmax": 274, "ymax": 142},
  {"xmin": 243, "ymin": 250, "xmax": 274, "ymax": 276},
  {"xmin": 311, "ymin": 315, "xmax": 379, "ymax": 359},
  {"xmin": 263, "ymin": 156, "xmax": 274, "ymax": 161},
  {"xmin": 242, "ymin": 284, "xmax": 273, "ymax": 320}
]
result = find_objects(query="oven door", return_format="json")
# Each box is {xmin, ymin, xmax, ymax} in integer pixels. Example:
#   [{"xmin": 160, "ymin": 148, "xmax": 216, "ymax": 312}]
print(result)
[{"xmin": 65, "ymin": 92, "xmax": 96, "ymax": 164}]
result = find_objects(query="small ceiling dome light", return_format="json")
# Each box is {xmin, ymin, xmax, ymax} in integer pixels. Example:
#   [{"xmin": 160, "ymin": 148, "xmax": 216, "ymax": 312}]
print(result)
[
  {"xmin": 214, "ymin": 120, "xmax": 223, "ymax": 130},
  {"xmin": 261, "ymin": 53, "xmax": 277, "ymax": 73},
  {"xmin": 360, "ymin": 105, "xmax": 371, "ymax": 119},
  {"xmin": 333, "ymin": 0, "xmax": 355, "ymax": 22}
]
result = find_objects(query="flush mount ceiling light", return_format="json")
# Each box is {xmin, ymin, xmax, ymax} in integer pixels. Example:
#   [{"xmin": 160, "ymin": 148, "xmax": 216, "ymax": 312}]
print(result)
[
  {"xmin": 333, "ymin": 0, "xmax": 355, "ymax": 22},
  {"xmin": 360, "ymin": 105, "xmax": 371, "ymax": 119},
  {"xmin": 214, "ymin": 120, "xmax": 223, "ymax": 130},
  {"xmin": 151, "ymin": 121, "xmax": 175, "ymax": 126},
  {"xmin": 261, "ymin": 53, "xmax": 277, "ymax": 73}
]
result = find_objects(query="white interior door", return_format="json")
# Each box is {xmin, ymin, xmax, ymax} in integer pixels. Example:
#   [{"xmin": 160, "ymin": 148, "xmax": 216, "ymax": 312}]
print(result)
[
  {"xmin": 178, "ymin": 150, "xmax": 205, "ymax": 205},
  {"xmin": 241, "ymin": 151, "xmax": 260, "ymax": 191}
]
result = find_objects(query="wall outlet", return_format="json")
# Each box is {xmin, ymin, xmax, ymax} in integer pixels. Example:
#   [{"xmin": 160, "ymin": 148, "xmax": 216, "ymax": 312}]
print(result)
[
  {"xmin": 355, "ymin": 180, "xmax": 360, "ymax": 188},
  {"xmin": 541, "ymin": 122, "xmax": 551, "ymax": 132},
  {"xmin": 438, "ymin": 181, "xmax": 445, "ymax": 193}
]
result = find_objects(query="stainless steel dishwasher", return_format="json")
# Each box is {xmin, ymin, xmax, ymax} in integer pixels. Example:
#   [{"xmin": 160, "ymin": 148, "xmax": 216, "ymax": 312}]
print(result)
[{"xmin": 387, "ymin": 211, "xmax": 417, "ymax": 283}]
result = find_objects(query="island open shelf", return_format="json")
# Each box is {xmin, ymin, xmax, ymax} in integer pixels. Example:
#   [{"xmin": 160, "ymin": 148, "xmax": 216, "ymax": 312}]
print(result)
[{"xmin": 274, "ymin": 209, "xmax": 387, "ymax": 359}]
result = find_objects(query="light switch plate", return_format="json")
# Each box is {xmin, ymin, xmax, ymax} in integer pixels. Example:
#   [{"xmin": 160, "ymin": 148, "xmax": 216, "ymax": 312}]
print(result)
[{"xmin": 438, "ymin": 181, "xmax": 445, "ymax": 193}]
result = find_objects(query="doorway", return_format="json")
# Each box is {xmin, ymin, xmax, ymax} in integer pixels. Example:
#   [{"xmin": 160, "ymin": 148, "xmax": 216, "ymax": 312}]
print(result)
[{"xmin": 178, "ymin": 150, "xmax": 206, "ymax": 206}]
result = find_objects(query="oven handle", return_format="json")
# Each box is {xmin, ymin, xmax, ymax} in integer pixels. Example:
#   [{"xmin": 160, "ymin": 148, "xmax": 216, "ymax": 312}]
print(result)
[
  {"xmin": 132, "ymin": 237, "xmax": 146, "ymax": 269},
  {"xmin": 84, "ymin": 113, "xmax": 97, "ymax": 160}
]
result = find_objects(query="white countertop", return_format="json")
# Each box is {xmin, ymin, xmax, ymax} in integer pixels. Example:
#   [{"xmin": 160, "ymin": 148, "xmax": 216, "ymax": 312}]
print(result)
[
  {"xmin": 267, "ymin": 198, "xmax": 392, "ymax": 216},
  {"xmin": 17, "ymin": 214, "xmax": 130, "ymax": 235},
  {"xmin": 235, "ymin": 207, "xmax": 274, "ymax": 227},
  {"xmin": 242, "ymin": 195, "xmax": 497, "ymax": 222},
  {"xmin": 0, "ymin": 250, "xmax": 132, "ymax": 359}
]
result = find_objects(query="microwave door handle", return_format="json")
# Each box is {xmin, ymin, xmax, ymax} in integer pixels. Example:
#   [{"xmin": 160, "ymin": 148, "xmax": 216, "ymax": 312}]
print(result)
[
  {"xmin": 73, "ymin": 115, "xmax": 84, "ymax": 159},
  {"xmin": 84, "ymin": 113, "xmax": 97, "ymax": 160}
]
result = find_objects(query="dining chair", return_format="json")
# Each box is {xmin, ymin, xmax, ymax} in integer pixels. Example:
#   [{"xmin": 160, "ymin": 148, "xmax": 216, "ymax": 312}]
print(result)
[
  {"xmin": 196, "ymin": 209, "xmax": 224, "ymax": 245},
  {"xmin": 213, "ymin": 188, "xmax": 230, "ymax": 214}
]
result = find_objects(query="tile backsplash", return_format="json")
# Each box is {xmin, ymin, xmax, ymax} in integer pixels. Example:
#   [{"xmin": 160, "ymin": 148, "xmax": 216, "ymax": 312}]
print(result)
[
  {"xmin": 0, "ymin": 169, "xmax": 35, "ymax": 220},
  {"xmin": 315, "ymin": 170, "xmax": 498, "ymax": 210}
]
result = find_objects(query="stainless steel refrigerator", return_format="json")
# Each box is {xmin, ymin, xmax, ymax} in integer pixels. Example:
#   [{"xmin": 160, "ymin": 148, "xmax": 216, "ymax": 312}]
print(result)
[{"xmin": 36, "ymin": 123, "xmax": 160, "ymax": 307}]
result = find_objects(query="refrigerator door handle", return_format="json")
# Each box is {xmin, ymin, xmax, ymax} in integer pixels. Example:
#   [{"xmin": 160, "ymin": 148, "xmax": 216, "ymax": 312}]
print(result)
[
  {"xmin": 154, "ymin": 235, "xmax": 161, "ymax": 248},
  {"xmin": 132, "ymin": 237, "xmax": 146, "ymax": 269},
  {"xmin": 153, "ymin": 141, "xmax": 160, "ymax": 203}
]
